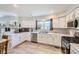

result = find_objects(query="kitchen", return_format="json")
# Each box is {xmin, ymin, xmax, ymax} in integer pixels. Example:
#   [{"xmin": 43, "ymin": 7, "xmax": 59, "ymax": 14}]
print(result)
[{"xmin": 0, "ymin": 4, "xmax": 79, "ymax": 54}]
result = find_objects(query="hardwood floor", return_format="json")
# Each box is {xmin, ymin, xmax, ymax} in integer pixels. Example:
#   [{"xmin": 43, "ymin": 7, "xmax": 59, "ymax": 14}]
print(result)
[{"xmin": 8, "ymin": 41, "xmax": 62, "ymax": 54}]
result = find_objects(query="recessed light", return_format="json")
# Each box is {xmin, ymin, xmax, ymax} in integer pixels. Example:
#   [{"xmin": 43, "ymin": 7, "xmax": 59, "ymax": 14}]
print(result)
[{"xmin": 13, "ymin": 4, "xmax": 17, "ymax": 7}]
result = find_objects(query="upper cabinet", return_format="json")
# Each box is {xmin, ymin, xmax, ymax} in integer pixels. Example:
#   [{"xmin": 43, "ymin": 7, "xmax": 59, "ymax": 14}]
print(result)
[
  {"xmin": 65, "ymin": 10, "xmax": 75, "ymax": 28},
  {"xmin": 0, "ymin": 16, "xmax": 19, "ymax": 28},
  {"xmin": 66, "ymin": 12, "xmax": 75, "ymax": 22},
  {"xmin": 66, "ymin": 14, "xmax": 70, "ymax": 28},
  {"xmin": 53, "ymin": 17, "xmax": 66, "ymax": 28},
  {"xmin": 58, "ymin": 17, "xmax": 66, "ymax": 28},
  {"xmin": 75, "ymin": 7, "xmax": 79, "ymax": 18},
  {"xmin": 53, "ymin": 7, "xmax": 79, "ymax": 29},
  {"xmin": 69, "ymin": 12, "xmax": 75, "ymax": 21},
  {"xmin": 53, "ymin": 18, "xmax": 59, "ymax": 28},
  {"xmin": 21, "ymin": 20, "xmax": 35, "ymax": 28}
]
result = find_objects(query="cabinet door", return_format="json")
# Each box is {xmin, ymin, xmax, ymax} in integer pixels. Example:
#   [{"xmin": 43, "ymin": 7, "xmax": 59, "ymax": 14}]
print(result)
[
  {"xmin": 20, "ymin": 33, "xmax": 26, "ymax": 43},
  {"xmin": 75, "ymin": 7, "xmax": 79, "ymax": 18},
  {"xmin": 37, "ymin": 33, "xmax": 48, "ymax": 44},
  {"xmin": 21, "ymin": 20, "xmax": 35, "ymax": 28},
  {"xmin": 37, "ymin": 33, "xmax": 55, "ymax": 45},
  {"xmin": 44, "ymin": 34, "xmax": 55, "ymax": 45},
  {"xmin": 53, "ymin": 34, "xmax": 61, "ymax": 47},
  {"xmin": 10, "ymin": 34, "xmax": 21, "ymax": 47},
  {"xmin": 25, "ymin": 33, "xmax": 31, "ymax": 41},
  {"xmin": 37, "ymin": 33, "xmax": 61, "ymax": 47},
  {"xmin": 21, "ymin": 33, "xmax": 31, "ymax": 41},
  {"xmin": 69, "ymin": 12, "xmax": 75, "ymax": 20},
  {"xmin": 37, "ymin": 33, "xmax": 45, "ymax": 43},
  {"xmin": 59, "ymin": 17, "xmax": 66, "ymax": 28},
  {"xmin": 48, "ymin": 33, "xmax": 61, "ymax": 47},
  {"xmin": 66, "ymin": 15, "xmax": 70, "ymax": 28},
  {"xmin": 53, "ymin": 18, "xmax": 59, "ymax": 28}
]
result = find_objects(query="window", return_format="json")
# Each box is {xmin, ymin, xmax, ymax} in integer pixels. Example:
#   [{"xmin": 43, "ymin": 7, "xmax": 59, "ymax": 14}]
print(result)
[{"xmin": 37, "ymin": 20, "xmax": 51, "ymax": 31}]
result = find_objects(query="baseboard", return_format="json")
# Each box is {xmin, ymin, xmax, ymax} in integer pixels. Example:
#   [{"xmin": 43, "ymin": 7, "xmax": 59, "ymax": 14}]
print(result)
[
  {"xmin": 12, "ymin": 40, "xmax": 61, "ymax": 49},
  {"xmin": 37, "ymin": 42, "xmax": 61, "ymax": 49},
  {"xmin": 26, "ymin": 40, "xmax": 61, "ymax": 49},
  {"xmin": 13, "ymin": 40, "xmax": 26, "ymax": 48}
]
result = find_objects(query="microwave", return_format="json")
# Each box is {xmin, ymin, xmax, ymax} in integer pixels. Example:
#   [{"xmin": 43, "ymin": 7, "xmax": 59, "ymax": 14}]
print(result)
[
  {"xmin": 67, "ymin": 21, "xmax": 74, "ymax": 28},
  {"xmin": 67, "ymin": 17, "xmax": 79, "ymax": 28}
]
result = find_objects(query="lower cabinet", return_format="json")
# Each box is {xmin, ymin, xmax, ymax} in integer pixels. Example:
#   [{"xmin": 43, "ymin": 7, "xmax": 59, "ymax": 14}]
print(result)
[
  {"xmin": 9, "ymin": 33, "xmax": 21, "ymax": 48},
  {"xmin": 70, "ymin": 43, "xmax": 79, "ymax": 54},
  {"xmin": 9, "ymin": 32, "xmax": 61, "ymax": 48},
  {"xmin": 37, "ymin": 33, "xmax": 54, "ymax": 45},
  {"xmin": 37, "ymin": 33, "xmax": 61, "ymax": 47},
  {"xmin": 20, "ymin": 32, "xmax": 31, "ymax": 41},
  {"xmin": 9, "ymin": 32, "xmax": 31, "ymax": 48}
]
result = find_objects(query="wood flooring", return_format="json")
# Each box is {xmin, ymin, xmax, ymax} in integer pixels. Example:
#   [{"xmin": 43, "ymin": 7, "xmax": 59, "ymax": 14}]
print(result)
[{"xmin": 8, "ymin": 41, "xmax": 62, "ymax": 54}]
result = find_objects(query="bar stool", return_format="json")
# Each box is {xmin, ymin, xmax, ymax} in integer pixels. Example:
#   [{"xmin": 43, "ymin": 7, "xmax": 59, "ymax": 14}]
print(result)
[{"xmin": 0, "ymin": 35, "xmax": 9, "ymax": 54}]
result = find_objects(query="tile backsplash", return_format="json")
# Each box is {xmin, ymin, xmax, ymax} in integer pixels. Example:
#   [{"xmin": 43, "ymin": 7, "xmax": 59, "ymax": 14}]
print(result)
[{"xmin": 52, "ymin": 28, "xmax": 75, "ymax": 35}]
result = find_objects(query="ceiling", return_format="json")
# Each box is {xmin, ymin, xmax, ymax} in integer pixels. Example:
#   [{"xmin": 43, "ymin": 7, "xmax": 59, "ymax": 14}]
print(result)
[{"xmin": 0, "ymin": 4, "xmax": 77, "ymax": 17}]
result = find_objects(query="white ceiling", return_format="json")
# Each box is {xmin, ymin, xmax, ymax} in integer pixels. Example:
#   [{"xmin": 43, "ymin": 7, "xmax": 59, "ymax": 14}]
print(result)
[{"xmin": 0, "ymin": 4, "xmax": 77, "ymax": 17}]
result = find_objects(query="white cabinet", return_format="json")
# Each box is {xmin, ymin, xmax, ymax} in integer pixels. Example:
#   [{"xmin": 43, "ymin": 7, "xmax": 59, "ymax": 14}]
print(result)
[
  {"xmin": 66, "ymin": 15, "xmax": 70, "ymax": 27},
  {"xmin": 5, "ymin": 33, "xmax": 21, "ymax": 48},
  {"xmin": 69, "ymin": 12, "xmax": 75, "ymax": 20},
  {"xmin": 38, "ymin": 33, "xmax": 47, "ymax": 44},
  {"xmin": 53, "ymin": 17, "xmax": 66, "ymax": 28},
  {"xmin": 52, "ymin": 34, "xmax": 61, "ymax": 47},
  {"xmin": 10, "ymin": 34, "xmax": 21, "ymax": 48},
  {"xmin": 37, "ymin": 33, "xmax": 61, "ymax": 47},
  {"xmin": 20, "ymin": 32, "xmax": 31, "ymax": 41},
  {"xmin": 4, "ymin": 32, "xmax": 31, "ymax": 48},
  {"xmin": 65, "ymin": 9, "xmax": 76, "ymax": 28},
  {"xmin": 58, "ymin": 17, "xmax": 66, "ymax": 28},
  {"xmin": 21, "ymin": 20, "xmax": 35, "ymax": 28},
  {"xmin": 75, "ymin": 7, "xmax": 79, "ymax": 18},
  {"xmin": 25, "ymin": 33, "xmax": 31, "ymax": 41},
  {"xmin": 66, "ymin": 15, "xmax": 70, "ymax": 22},
  {"xmin": 37, "ymin": 33, "xmax": 55, "ymax": 45},
  {"xmin": 53, "ymin": 18, "xmax": 59, "ymax": 28}
]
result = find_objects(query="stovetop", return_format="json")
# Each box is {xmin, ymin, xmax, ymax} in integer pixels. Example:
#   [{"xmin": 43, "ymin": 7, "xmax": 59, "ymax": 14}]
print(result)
[{"xmin": 62, "ymin": 36, "xmax": 79, "ymax": 43}]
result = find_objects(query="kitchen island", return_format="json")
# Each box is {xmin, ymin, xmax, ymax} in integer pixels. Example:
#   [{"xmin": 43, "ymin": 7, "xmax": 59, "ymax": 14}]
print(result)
[{"xmin": 4, "ymin": 32, "xmax": 31, "ymax": 48}]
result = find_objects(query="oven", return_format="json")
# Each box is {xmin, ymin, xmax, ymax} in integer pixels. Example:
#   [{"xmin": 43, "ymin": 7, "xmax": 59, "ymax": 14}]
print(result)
[
  {"xmin": 61, "ymin": 36, "xmax": 75, "ymax": 54},
  {"xmin": 61, "ymin": 35, "xmax": 79, "ymax": 54},
  {"xmin": 67, "ymin": 21, "xmax": 74, "ymax": 28},
  {"xmin": 61, "ymin": 36, "xmax": 70, "ymax": 54}
]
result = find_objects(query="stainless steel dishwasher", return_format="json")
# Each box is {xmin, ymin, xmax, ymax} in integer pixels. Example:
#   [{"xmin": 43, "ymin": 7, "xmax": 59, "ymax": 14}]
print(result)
[{"xmin": 31, "ymin": 33, "xmax": 37, "ymax": 43}]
